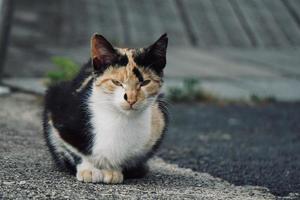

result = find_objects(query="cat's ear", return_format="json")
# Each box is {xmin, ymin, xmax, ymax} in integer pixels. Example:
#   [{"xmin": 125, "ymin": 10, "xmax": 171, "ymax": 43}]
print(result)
[
  {"xmin": 149, "ymin": 33, "xmax": 168, "ymax": 59},
  {"xmin": 145, "ymin": 33, "xmax": 168, "ymax": 74},
  {"xmin": 91, "ymin": 34, "xmax": 117, "ymax": 72}
]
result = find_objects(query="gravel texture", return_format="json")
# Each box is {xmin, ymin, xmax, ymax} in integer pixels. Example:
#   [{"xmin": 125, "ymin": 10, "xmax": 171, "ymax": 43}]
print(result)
[{"xmin": 0, "ymin": 93, "xmax": 280, "ymax": 199}]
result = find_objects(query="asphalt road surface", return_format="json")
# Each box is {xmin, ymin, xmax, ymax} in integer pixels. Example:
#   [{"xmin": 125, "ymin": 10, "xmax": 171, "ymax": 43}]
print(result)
[{"xmin": 158, "ymin": 102, "xmax": 300, "ymax": 197}]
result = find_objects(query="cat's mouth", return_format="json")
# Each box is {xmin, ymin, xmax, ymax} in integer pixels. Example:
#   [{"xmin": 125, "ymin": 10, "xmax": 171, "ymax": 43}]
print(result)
[
  {"xmin": 119, "ymin": 100, "xmax": 149, "ymax": 113},
  {"xmin": 119, "ymin": 103, "xmax": 144, "ymax": 113},
  {"xmin": 123, "ymin": 106, "xmax": 138, "ymax": 111},
  {"xmin": 119, "ymin": 107, "xmax": 140, "ymax": 116}
]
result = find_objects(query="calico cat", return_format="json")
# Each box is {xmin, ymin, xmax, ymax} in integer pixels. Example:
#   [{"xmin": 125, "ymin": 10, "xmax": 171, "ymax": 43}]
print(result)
[{"xmin": 43, "ymin": 33, "xmax": 168, "ymax": 184}]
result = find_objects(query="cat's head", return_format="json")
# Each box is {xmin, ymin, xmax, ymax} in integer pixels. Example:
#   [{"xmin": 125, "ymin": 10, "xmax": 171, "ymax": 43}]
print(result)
[{"xmin": 90, "ymin": 33, "xmax": 168, "ymax": 114}]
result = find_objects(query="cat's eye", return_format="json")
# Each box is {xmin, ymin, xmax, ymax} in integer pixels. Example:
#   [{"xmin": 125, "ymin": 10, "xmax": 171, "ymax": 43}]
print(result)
[
  {"xmin": 111, "ymin": 79, "xmax": 122, "ymax": 87},
  {"xmin": 141, "ymin": 80, "xmax": 151, "ymax": 87}
]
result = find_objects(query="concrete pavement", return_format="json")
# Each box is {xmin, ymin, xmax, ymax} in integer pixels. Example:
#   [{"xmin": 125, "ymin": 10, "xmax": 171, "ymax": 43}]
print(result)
[{"xmin": 3, "ymin": 47, "xmax": 300, "ymax": 101}]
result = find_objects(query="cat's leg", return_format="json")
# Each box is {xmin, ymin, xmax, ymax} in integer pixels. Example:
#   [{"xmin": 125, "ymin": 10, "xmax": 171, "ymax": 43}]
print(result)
[{"xmin": 76, "ymin": 160, "xmax": 123, "ymax": 184}]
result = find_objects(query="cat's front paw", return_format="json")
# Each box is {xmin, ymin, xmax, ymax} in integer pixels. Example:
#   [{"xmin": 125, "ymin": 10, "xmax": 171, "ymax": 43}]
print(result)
[
  {"xmin": 76, "ymin": 168, "xmax": 123, "ymax": 184},
  {"xmin": 101, "ymin": 169, "xmax": 124, "ymax": 184},
  {"xmin": 76, "ymin": 168, "xmax": 103, "ymax": 183}
]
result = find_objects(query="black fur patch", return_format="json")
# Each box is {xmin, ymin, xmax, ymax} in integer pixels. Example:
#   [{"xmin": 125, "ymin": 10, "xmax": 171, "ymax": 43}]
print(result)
[
  {"xmin": 44, "ymin": 62, "xmax": 94, "ymax": 156},
  {"xmin": 44, "ymin": 83, "xmax": 94, "ymax": 155},
  {"xmin": 133, "ymin": 34, "xmax": 168, "ymax": 77},
  {"xmin": 43, "ymin": 110, "xmax": 82, "ymax": 175},
  {"xmin": 123, "ymin": 164, "xmax": 149, "ymax": 179},
  {"xmin": 93, "ymin": 53, "xmax": 128, "ymax": 76},
  {"xmin": 132, "ymin": 67, "xmax": 144, "ymax": 82},
  {"xmin": 118, "ymin": 54, "xmax": 129, "ymax": 66},
  {"xmin": 133, "ymin": 49, "xmax": 166, "ymax": 77}
]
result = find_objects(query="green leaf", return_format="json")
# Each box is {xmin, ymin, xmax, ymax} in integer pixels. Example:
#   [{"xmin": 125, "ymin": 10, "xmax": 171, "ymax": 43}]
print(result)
[{"xmin": 46, "ymin": 57, "xmax": 80, "ymax": 85}]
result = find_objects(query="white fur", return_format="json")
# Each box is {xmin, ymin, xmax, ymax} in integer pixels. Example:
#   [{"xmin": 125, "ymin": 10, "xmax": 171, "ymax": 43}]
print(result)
[{"xmin": 88, "ymin": 83, "xmax": 152, "ymax": 169}]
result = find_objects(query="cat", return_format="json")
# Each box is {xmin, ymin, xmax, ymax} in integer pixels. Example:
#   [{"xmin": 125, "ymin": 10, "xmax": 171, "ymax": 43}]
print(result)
[{"xmin": 43, "ymin": 33, "xmax": 169, "ymax": 184}]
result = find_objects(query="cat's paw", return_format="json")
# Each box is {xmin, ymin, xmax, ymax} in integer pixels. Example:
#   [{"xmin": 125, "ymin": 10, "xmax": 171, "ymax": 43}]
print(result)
[
  {"xmin": 76, "ymin": 168, "xmax": 103, "ymax": 183},
  {"xmin": 101, "ymin": 169, "xmax": 124, "ymax": 184},
  {"xmin": 76, "ymin": 168, "xmax": 123, "ymax": 184}
]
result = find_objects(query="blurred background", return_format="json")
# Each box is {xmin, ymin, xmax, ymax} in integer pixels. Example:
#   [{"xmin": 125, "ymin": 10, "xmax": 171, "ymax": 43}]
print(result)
[
  {"xmin": 0, "ymin": 0, "xmax": 300, "ymax": 198},
  {"xmin": 1, "ymin": 0, "xmax": 300, "ymax": 100}
]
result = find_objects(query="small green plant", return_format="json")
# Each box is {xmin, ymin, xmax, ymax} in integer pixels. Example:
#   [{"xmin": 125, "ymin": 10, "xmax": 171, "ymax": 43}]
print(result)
[
  {"xmin": 250, "ymin": 94, "xmax": 277, "ymax": 103},
  {"xmin": 167, "ymin": 87, "xmax": 186, "ymax": 102},
  {"xmin": 167, "ymin": 78, "xmax": 216, "ymax": 102},
  {"xmin": 167, "ymin": 78, "xmax": 278, "ymax": 104},
  {"xmin": 46, "ymin": 57, "xmax": 80, "ymax": 85}
]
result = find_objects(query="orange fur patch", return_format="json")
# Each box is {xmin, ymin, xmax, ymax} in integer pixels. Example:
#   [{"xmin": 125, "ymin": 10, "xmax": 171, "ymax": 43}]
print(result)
[{"xmin": 145, "ymin": 102, "xmax": 165, "ymax": 149}]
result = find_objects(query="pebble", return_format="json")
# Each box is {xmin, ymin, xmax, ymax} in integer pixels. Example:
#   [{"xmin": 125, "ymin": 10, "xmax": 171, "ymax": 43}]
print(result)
[
  {"xmin": 3, "ymin": 181, "xmax": 15, "ymax": 185},
  {"xmin": 19, "ymin": 181, "xmax": 26, "ymax": 185}
]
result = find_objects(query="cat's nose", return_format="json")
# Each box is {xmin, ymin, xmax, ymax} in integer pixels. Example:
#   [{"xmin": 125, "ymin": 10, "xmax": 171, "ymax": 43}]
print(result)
[
  {"xmin": 124, "ymin": 93, "xmax": 137, "ymax": 106},
  {"xmin": 128, "ymin": 100, "xmax": 137, "ymax": 106}
]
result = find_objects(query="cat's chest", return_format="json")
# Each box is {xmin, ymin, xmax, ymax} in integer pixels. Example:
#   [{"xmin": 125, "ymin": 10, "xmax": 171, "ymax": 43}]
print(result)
[{"xmin": 89, "ymin": 106, "xmax": 151, "ymax": 167}]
